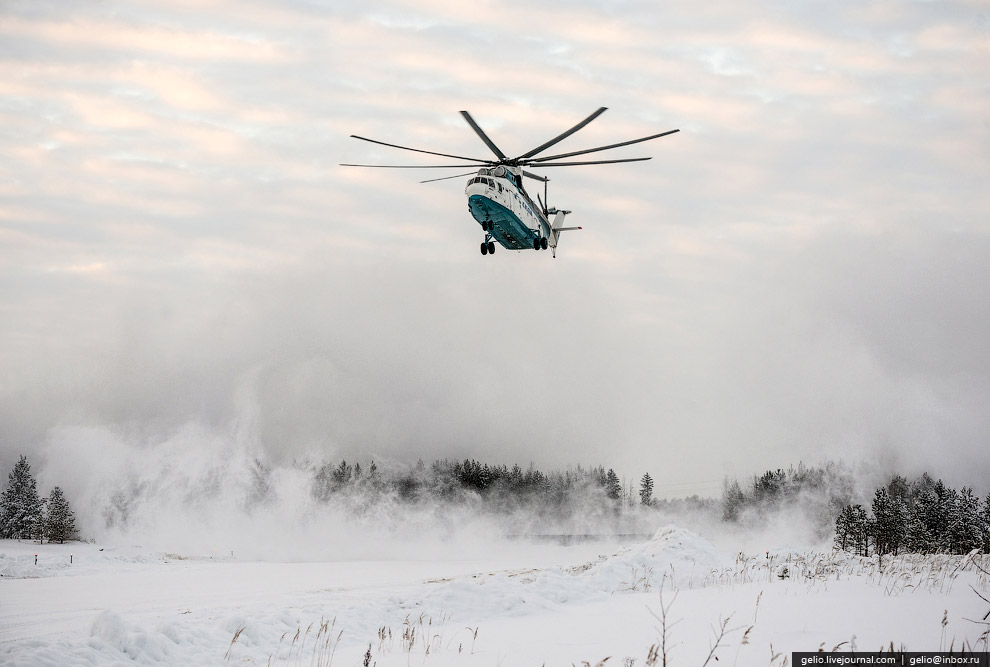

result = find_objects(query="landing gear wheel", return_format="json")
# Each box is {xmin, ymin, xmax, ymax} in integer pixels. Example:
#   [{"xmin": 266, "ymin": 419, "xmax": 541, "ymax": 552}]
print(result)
[
  {"xmin": 533, "ymin": 238, "xmax": 541, "ymax": 251},
  {"xmin": 541, "ymin": 237, "xmax": 548, "ymax": 250},
  {"xmin": 487, "ymin": 241, "xmax": 495, "ymax": 255},
  {"xmin": 480, "ymin": 242, "xmax": 488, "ymax": 255}
]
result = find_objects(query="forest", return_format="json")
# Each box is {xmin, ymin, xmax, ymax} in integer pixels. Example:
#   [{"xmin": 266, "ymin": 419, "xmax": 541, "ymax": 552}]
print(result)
[
  {"xmin": 833, "ymin": 473, "xmax": 990, "ymax": 556},
  {"xmin": 4, "ymin": 453, "xmax": 989, "ymax": 555}
]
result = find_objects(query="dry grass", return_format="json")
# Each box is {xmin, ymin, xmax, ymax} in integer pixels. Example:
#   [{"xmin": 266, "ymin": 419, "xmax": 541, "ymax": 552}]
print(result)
[
  {"xmin": 225, "ymin": 625, "xmax": 245, "ymax": 661},
  {"xmin": 702, "ymin": 549, "xmax": 990, "ymax": 598},
  {"xmin": 633, "ymin": 550, "xmax": 990, "ymax": 667}
]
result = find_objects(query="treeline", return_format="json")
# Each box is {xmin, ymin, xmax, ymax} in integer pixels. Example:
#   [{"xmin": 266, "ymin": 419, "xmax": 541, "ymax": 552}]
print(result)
[
  {"xmin": 308, "ymin": 458, "xmax": 657, "ymax": 514},
  {"xmin": 834, "ymin": 473, "xmax": 990, "ymax": 557},
  {"xmin": 720, "ymin": 461, "xmax": 855, "ymax": 538},
  {"xmin": 13, "ymin": 446, "xmax": 987, "ymax": 556},
  {"xmin": 0, "ymin": 455, "xmax": 78, "ymax": 543},
  {"xmin": 95, "ymin": 454, "xmax": 698, "ymax": 536},
  {"xmin": 298, "ymin": 457, "xmax": 715, "ymax": 535}
]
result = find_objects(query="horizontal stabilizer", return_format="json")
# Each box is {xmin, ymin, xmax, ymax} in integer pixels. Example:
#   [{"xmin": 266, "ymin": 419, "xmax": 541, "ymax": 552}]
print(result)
[{"xmin": 554, "ymin": 226, "xmax": 582, "ymax": 232}]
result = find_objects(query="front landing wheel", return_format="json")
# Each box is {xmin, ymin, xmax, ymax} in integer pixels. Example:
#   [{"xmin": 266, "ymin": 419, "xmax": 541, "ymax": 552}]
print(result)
[{"xmin": 480, "ymin": 242, "xmax": 489, "ymax": 255}]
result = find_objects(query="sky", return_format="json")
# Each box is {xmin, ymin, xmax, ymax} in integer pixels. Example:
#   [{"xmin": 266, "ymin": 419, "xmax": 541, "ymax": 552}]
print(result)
[{"xmin": 2, "ymin": 0, "xmax": 989, "ymax": 500}]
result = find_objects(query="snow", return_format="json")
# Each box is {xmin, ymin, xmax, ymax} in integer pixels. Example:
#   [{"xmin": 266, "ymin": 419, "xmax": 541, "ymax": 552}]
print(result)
[{"xmin": 2, "ymin": 527, "xmax": 988, "ymax": 666}]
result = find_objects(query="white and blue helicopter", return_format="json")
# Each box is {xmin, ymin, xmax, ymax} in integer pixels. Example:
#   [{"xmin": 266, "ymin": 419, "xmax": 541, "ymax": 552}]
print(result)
[{"xmin": 342, "ymin": 108, "xmax": 678, "ymax": 257}]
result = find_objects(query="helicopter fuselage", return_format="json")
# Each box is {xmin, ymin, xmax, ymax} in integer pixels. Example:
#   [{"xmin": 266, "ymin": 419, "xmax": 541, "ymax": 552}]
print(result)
[{"xmin": 465, "ymin": 167, "xmax": 550, "ymax": 251}]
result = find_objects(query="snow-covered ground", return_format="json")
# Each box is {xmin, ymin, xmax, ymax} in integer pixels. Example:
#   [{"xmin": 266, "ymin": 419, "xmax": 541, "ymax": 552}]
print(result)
[{"xmin": 2, "ymin": 527, "xmax": 988, "ymax": 666}]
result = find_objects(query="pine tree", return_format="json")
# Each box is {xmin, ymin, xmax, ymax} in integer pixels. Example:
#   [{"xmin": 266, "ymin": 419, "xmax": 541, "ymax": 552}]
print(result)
[
  {"xmin": 753, "ymin": 469, "xmax": 787, "ymax": 505},
  {"xmin": 639, "ymin": 473, "xmax": 654, "ymax": 506},
  {"xmin": 930, "ymin": 479, "xmax": 951, "ymax": 551},
  {"xmin": 1, "ymin": 455, "xmax": 44, "ymax": 540},
  {"xmin": 332, "ymin": 460, "xmax": 353, "ymax": 490},
  {"xmin": 592, "ymin": 466, "xmax": 608, "ymax": 489},
  {"xmin": 906, "ymin": 485, "xmax": 938, "ymax": 552},
  {"xmin": 871, "ymin": 488, "xmax": 905, "ymax": 556},
  {"xmin": 43, "ymin": 486, "xmax": 78, "ymax": 544},
  {"xmin": 847, "ymin": 504, "xmax": 870, "ymax": 556},
  {"xmin": 948, "ymin": 487, "xmax": 981, "ymax": 554},
  {"xmin": 604, "ymin": 469, "xmax": 621, "ymax": 501},
  {"xmin": 886, "ymin": 475, "xmax": 910, "ymax": 502},
  {"xmin": 721, "ymin": 478, "xmax": 746, "ymax": 522},
  {"xmin": 367, "ymin": 460, "xmax": 383, "ymax": 492},
  {"xmin": 834, "ymin": 505, "xmax": 853, "ymax": 552}
]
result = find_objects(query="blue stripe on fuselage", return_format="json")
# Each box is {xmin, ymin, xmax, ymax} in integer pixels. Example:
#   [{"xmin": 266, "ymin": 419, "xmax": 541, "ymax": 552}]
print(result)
[{"xmin": 468, "ymin": 194, "xmax": 538, "ymax": 250}]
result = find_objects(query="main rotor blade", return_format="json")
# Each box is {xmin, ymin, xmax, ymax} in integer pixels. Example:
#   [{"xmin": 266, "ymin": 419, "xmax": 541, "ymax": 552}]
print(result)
[
  {"xmin": 419, "ymin": 171, "xmax": 479, "ymax": 184},
  {"xmin": 525, "ymin": 129, "xmax": 680, "ymax": 163},
  {"xmin": 459, "ymin": 111, "xmax": 508, "ymax": 160},
  {"xmin": 514, "ymin": 107, "xmax": 608, "ymax": 160},
  {"xmin": 340, "ymin": 163, "xmax": 489, "ymax": 169},
  {"xmin": 526, "ymin": 157, "xmax": 653, "ymax": 167},
  {"xmin": 349, "ymin": 135, "xmax": 490, "ymax": 163}
]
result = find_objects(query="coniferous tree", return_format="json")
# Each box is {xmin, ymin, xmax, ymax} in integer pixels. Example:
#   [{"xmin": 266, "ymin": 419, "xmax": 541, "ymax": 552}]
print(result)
[
  {"xmin": 753, "ymin": 469, "xmax": 786, "ymax": 506},
  {"xmin": 847, "ymin": 504, "xmax": 870, "ymax": 556},
  {"xmin": 906, "ymin": 483, "xmax": 939, "ymax": 552},
  {"xmin": 904, "ymin": 495, "xmax": 933, "ymax": 553},
  {"xmin": 837, "ymin": 474, "xmax": 990, "ymax": 556},
  {"xmin": 930, "ymin": 479, "xmax": 952, "ymax": 551},
  {"xmin": 592, "ymin": 466, "xmax": 608, "ymax": 489},
  {"xmin": 312, "ymin": 461, "xmax": 335, "ymax": 502},
  {"xmin": 949, "ymin": 487, "xmax": 982, "ymax": 554},
  {"xmin": 32, "ymin": 498, "xmax": 47, "ymax": 542},
  {"xmin": 639, "ymin": 473, "xmax": 654, "ymax": 506},
  {"xmin": 1, "ymin": 456, "xmax": 44, "ymax": 540},
  {"xmin": 332, "ymin": 460, "xmax": 353, "ymax": 490},
  {"xmin": 367, "ymin": 460, "xmax": 384, "ymax": 492},
  {"xmin": 604, "ymin": 469, "xmax": 621, "ymax": 501},
  {"xmin": 43, "ymin": 486, "xmax": 78, "ymax": 544},
  {"xmin": 886, "ymin": 475, "xmax": 910, "ymax": 502},
  {"xmin": 721, "ymin": 478, "xmax": 746, "ymax": 522},
  {"xmin": 834, "ymin": 505, "xmax": 850, "ymax": 551},
  {"xmin": 871, "ymin": 488, "xmax": 905, "ymax": 556}
]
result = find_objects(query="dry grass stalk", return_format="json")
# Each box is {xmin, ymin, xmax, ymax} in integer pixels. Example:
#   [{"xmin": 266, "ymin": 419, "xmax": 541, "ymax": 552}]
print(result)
[{"xmin": 225, "ymin": 626, "xmax": 245, "ymax": 661}]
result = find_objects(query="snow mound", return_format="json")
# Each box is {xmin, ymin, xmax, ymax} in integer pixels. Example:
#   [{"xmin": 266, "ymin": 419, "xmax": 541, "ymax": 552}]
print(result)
[
  {"xmin": 418, "ymin": 527, "xmax": 730, "ymax": 619},
  {"xmin": 576, "ymin": 525, "xmax": 728, "ymax": 592}
]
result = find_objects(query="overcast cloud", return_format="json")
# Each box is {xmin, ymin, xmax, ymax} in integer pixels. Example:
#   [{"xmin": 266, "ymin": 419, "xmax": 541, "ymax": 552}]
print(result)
[{"xmin": 2, "ymin": 0, "xmax": 989, "ymax": 497}]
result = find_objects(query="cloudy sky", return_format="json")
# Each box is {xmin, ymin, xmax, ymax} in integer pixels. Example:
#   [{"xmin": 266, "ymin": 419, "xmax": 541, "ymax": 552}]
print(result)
[{"xmin": 2, "ymin": 0, "xmax": 988, "ymax": 497}]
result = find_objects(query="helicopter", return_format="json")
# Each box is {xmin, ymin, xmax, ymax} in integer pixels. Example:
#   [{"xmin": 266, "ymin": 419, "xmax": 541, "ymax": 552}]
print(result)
[{"xmin": 341, "ymin": 108, "xmax": 678, "ymax": 257}]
